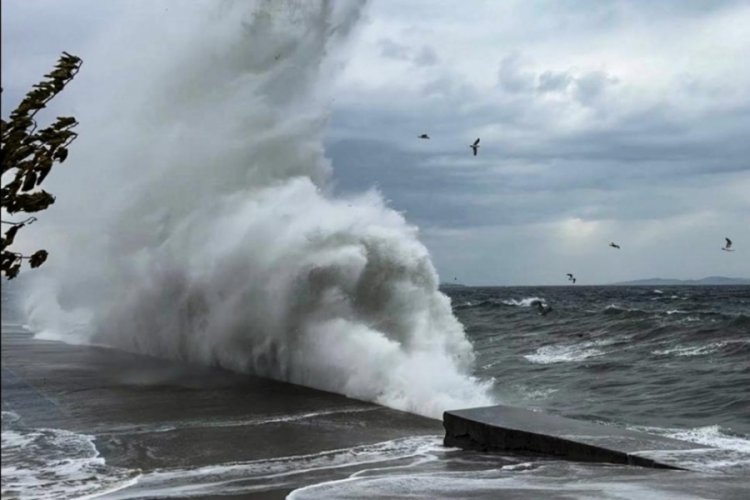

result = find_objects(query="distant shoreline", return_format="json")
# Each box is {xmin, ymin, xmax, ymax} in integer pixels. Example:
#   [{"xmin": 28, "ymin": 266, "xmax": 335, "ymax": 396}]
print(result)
[
  {"xmin": 609, "ymin": 277, "xmax": 750, "ymax": 286},
  {"xmin": 440, "ymin": 277, "xmax": 750, "ymax": 288}
]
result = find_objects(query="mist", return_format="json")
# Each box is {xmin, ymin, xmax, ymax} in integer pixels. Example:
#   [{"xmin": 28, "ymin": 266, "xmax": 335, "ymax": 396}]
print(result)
[{"xmin": 22, "ymin": 0, "xmax": 492, "ymax": 418}]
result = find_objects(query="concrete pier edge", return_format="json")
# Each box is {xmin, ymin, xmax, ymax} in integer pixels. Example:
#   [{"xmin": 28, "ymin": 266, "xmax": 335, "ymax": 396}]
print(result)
[{"xmin": 443, "ymin": 405, "xmax": 708, "ymax": 470}]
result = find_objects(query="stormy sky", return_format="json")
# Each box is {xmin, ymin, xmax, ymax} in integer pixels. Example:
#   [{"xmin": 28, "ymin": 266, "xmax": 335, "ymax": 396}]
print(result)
[{"xmin": 3, "ymin": 0, "xmax": 749, "ymax": 285}]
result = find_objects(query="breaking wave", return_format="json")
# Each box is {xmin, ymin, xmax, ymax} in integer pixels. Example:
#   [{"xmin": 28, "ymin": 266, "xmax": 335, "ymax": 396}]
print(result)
[
  {"xmin": 23, "ymin": 0, "xmax": 491, "ymax": 418},
  {"xmin": 501, "ymin": 297, "xmax": 546, "ymax": 307},
  {"xmin": 523, "ymin": 340, "xmax": 612, "ymax": 364},
  {"xmin": 1, "ymin": 412, "xmax": 138, "ymax": 499}
]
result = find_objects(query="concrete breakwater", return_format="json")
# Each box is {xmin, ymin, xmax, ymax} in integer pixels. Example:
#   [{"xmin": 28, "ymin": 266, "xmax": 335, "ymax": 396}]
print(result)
[{"xmin": 444, "ymin": 405, "xmax": 707, "ymax": 470}]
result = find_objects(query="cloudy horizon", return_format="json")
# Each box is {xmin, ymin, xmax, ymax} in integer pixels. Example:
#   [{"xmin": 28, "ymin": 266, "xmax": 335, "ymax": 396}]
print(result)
[{"xmin": 3, "ymin": 0, "xmax": 749, "ymax": 285}]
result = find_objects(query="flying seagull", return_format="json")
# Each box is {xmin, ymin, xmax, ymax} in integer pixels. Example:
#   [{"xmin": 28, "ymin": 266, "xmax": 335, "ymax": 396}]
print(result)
[
  {"xmin": 609, "ymin": 242, "xmax": 621, "ymax": 249},
  {"xmin": 722, "ymin": 237, "xmax": 734, "ymax": 252},
  {"xmin": 418, "ymin": 134, "xmax": 430, "ymax": 139},
  {"xmin": 530, "ymin": 299, "xmax": 553, "ymax": 316},
  {"xmin": 469, "ymin": 138, "xmax": 480, "ymax": 156},
  {"xmin": 566, "ymin": 273, "xmax": 576, "ymax": 284}
]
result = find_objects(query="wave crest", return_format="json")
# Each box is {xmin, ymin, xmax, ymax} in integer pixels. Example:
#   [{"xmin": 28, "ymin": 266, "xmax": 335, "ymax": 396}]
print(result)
[{"xmin": 24, "ymin": 0, "xmax": 491, "ymax": 418}]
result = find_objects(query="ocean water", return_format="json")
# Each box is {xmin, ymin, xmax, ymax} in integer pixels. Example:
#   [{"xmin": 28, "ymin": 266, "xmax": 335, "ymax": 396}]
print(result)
[
  {"xmin": 1, "ymin": 411, "xmax": 138, "ymax": 499},
  {"xmin": 447, "ymin": 284, "xmax": 750, "ymax": 472},
  {"xmin": 4, "ymin": 285, "xmax": 750, "ymax": 499}
]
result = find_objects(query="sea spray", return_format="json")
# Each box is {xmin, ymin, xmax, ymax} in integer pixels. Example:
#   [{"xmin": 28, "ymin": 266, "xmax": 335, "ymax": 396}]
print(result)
[{"xmin": 24, "ymin": 0, "xmax": 492, "ymax": 417}]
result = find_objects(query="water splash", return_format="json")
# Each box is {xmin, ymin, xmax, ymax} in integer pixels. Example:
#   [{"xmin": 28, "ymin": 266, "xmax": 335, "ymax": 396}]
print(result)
[
  {"xmin": 1, "ymin": 412, "xmax": 138, "ymax": 499},
  {"xmin": 24, "ymin": 0, "xmax": 491, "ymax": 418}
]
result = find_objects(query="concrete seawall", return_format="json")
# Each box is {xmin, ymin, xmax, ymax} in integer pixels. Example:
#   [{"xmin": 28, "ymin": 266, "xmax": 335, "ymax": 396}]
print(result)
[
  {"xmin": 1, "ymin": 325, "xmax": 443, "ymax": 499},
  {"xmin": 444, "ymin": 405, "xmax": 706, "ymax": 470}
]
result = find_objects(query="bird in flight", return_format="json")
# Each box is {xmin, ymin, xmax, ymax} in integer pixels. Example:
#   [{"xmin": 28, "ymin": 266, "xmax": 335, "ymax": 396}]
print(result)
[
  {"xmin": 566, "ymin": 273, "xmax": 576, "ymax": 284},
  {"xmin": 609, "ymin": 242, "xmax": 621, "ymax": 249},
  {"xmin": 722, "ymin": 237, "xmax": 734, "ymax": 252},
  {"xmin": 469, "ymin": 138, "xmax": 480, "ymax": 156},
  {"xmin": 418, "ymin": 134, "xmax": 430, "ymax": 139}
]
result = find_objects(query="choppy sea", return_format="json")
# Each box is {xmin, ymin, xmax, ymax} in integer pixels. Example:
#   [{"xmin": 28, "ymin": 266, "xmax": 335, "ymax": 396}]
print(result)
[
  {"xmin": 2, "ymin": 285, "xmax": 749, "ymax": 498},
  {"xmin": 448, "ymin": 285, "xmax": 750, "ymax": 472}
]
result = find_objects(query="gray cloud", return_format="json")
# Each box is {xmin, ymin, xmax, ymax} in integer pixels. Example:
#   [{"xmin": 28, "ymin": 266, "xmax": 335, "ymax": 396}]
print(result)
[
  {"xmin": 4, "ymin": 0, "xmax": 749, "ymax": 284},
  {"xmin": 378, "ymin": 38, "xmax": 410, "ymax": 60},
  {"xmin": 414, "ymin": 46, "xmax": 438, "ymax": 66},
  {"xmin": 497, "ymin": 52, "xmax": 534, "ymax": 93},
  {"xmin": 378, "ymin": 38, "xmax": 439, "ymax": 67},
  {"xmin": 537, "ymin": 70, "xmax": 572, "ymax": 93},
  {"xmin": 535, "ymin": 69, "xmax": 618, "ymax": 109},
  {"xmin": 327, "ymin": 137, "xmax": 748, "ymax": 229},
  {"xmin": 573, "ymin": 70, "xmax": 619, "ymax": 107}
]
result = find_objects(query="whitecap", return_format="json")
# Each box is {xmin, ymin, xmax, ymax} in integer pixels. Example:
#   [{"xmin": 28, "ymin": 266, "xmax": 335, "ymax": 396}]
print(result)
[
  {"xmin": 103, "ymin": 435, "xmax": 441, "ymax": 499},
  {"xmin": 652, "ymin": 340, "xmax": 749, "ymax": 357},
  {"xmin": 1, "ymin": 412, "xmax": 139, "ymax": 499},
  {"xmin": 501, "ymin": 297, "xmax": 545, "ymax": 307},
  {"xmin": 634, "ymin": 424, "xmax": 750, "ymax": 472},
  {"xmin": 524, "ymin": 343, "xmax": 606, "ymax": 364}
]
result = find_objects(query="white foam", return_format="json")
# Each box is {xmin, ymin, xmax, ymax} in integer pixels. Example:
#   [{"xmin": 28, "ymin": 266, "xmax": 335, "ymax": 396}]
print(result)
[
  {"xmin": 104, "ymin": 435, "xmax": 442, "ymax": 499},
  {"xmin": 634, "ymin": 424, "xmax": 750, "ymax": 472},
  {"xmin": 501, "ymin": 297, "xmax": 545, "ymax": 307},
  {"xmin": 603, "ymin": 303, "xmax": 642, "ymax": 313},
  {"xmin": 664, "ymin": 425, "xmax": 750, "ymax": 454},
  {"xmin": 23, "ymin": 0, "xmax": 492, "ymax": 419},
  {"xmin": 665, "ymin": 309, "xmax": 687, "ymax": 315},
  {"xmin": 0, "ymin": 322, "xmax": 30, "ymax": 331},
  {"xmin": 521, "ymin": 387, "xmax": 559, "ymax": 400},
  {"xmin": 1, "ymin": 412, "xmax": 21, "ymax": 425},
  {"xmin": 1, "ymin": 412, "xmax": 138, "ymax": 500},
  {"xmin": 98, "ymin": 406, "xmax": 379, "ymax": 436},
  {"xmin": 524, "ymin": 341, "xmax": 610, "ymax": 364},
  {"xmin": 652, "ymin": 340, "xmax": 749, "ymax": 357},
  {"xmin": 286, "ymin": 466, "xmax": 707, "ymax": 500},
  {"xmin": 682, "ymin": 316, "xmax": 701, "ymax": 323},
  {"xmin": 510, "ymin": 384, "xmax": 559, "ymax": 401}
]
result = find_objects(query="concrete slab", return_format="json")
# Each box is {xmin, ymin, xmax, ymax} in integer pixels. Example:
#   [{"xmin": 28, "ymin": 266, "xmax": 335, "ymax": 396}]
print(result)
[
  {"xmin": 1, "ymin": 325, "xmax": 446, "ymax": 498},
  {"xmin": 444, "ymin": 404, "xmax": 708, "ymax": 470}
]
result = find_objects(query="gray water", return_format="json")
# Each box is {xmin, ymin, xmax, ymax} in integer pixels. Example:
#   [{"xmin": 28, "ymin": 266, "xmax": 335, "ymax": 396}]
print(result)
[
  {"xmin": 447, "ymin": 284, "xmax": 750, "ymax": 470},
  {"xmin": 3, "ymin": 285, "xmax": 750, "ymax": 498}
]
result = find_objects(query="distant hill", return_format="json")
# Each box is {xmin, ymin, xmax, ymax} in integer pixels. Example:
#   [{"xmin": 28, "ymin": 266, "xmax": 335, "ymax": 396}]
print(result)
[
  {"xmin": 611, "ymin": 276, "xmax": 750, "ymax": 286},
  {"xmin": 439, "ymin": 283, "xmax": 467, "ymax": 289}
]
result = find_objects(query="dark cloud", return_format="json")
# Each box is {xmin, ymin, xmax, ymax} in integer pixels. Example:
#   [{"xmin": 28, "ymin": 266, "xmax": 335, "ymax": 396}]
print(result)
[
  {"xmin": 537, "ymin": 71, "xmax": 572, "ymax": 93},
  {"xmin": 326, "ymin": 135, "xmax": 748, "ymax": 235},
  {"xmin": 4, "ymin": 0, "xmax": 748, "ymax": 283}
]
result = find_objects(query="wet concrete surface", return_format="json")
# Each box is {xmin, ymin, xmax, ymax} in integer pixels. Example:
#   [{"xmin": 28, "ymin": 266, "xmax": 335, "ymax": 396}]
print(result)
[
  {"xmin": 2, "ymin": 325, "xmax": 446, "ymax": 498},
  {"xmin": 444, "ymin": 405, "xmax": 705, "ymax": 470}
]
